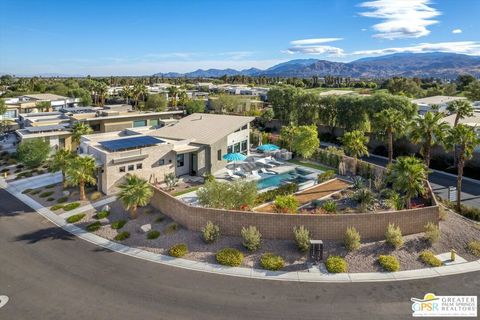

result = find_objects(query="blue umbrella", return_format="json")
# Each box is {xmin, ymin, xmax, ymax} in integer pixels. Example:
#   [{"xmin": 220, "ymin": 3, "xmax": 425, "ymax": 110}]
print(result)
[
  {"xmin": 223, "ymin": 153, "xmax": 247, "ymax": 162},
  {"xmin": 257, "ymin": 144, "xmax": 280, "ymax": 152}
]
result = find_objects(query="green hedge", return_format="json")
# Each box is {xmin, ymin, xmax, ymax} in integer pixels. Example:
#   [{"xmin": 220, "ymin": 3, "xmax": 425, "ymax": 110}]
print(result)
[
  {"xmin": 94, "ymin": 210, "xmax": 110, "ymax": 219},
  {"xmin": 147, "ymin": 230, "xmax": 161, "ymax": 239},
  {"xmin": 111, "ymin": 220, "xmax": 127, "ymax": 230},
  {"xmin": 255, "ymin": 183, "xmax": 298, "ymax": 205},
  {"xmin": 216, "ymin": 248, "xmax": 244, "ymax": 267},
  {"xmin": 260, "ymin": 253, "xmax": 285, "ymax": 271},
  {"xmin": 325, "ymin": 256, "xmax": 348, "ymax": 273},
  {"xmin": 63, "ymin": 202, "xmax": 81, "ymax": 211},
  {"xmin": 66, "ymin": 213, "xmax": 86, "ymax": 223},
  {"xmin": 168, "ymin": 243, "xmax": 188, "ymax": 257},
  {"xmin": 378, "ymin": 255, "xmax": 400, "ymax": 272},
  {"xmin": 86, "ymin": 221, "xmax": 102, "ymax": 232}
]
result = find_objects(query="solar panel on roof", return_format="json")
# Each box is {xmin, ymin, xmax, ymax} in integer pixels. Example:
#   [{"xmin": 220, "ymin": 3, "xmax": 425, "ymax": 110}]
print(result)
[
  {"xmin": 99, "ymin": 136, "xmax": 164, "ymax": 152},
  {"xmin": 26, "ymin": 125, "xmax": 67, "ymax": 133}
]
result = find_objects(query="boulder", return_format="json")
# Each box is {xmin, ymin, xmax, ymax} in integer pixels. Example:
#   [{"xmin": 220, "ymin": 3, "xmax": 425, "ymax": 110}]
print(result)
[
  {"xmin": 62, "ymin": 190, "xmax": 70, "ymax": 197},
  {"xmin": 140, "ymin": 224, "xmax": 152, "ymax": 233}
]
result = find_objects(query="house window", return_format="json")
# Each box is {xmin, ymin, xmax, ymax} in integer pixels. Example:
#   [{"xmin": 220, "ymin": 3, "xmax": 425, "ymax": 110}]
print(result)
[
  {"xmin": 136, "ymin": 163, "xmax": 143, "ymax": 170},
  {"xmin": 159, "ymin": 159, "xmax": 165, "ymax": 165},
  {"xmin": 234, "ymin": 142, "xmax": 241, "ymax": 153},
  {"xmin": 150, "ymin": 119, "xmax": 159, "ymax": 127},
  {"xmin": 128, "ymin": 165, "xmax": 134, "ymax": 171},
  {"xmin": 3, "ymin": 110, "xmax": 17, "ymax": 119},
  {"xmin": 227, "ymin": 145, "xmax": 233, "ymax": 154},
  {"xmin": 241, "ymin": 140, "xmax": 248, "ymax": 152},
  {"xmin": 217, "ymin": 149, "xmax": 222, "ymax": 161},
  {"xmin": 133, "ymin": 119, "xmax": 147, "ymax": 127},
  {"xmin": 119, "ymin": 166, "xmax": 126, "ymax": 173},
  {"xmin": 176, "ymin": 154, "xmax": 184, "ymax": 167}
]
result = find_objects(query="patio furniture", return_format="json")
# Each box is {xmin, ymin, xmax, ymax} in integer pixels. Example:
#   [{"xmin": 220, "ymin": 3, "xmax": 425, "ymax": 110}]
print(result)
[
  {"xmin": 226, "ymin": 170, "xmax": 240, "ymax": 179},
  {"xmin": 260, "ymin": 168, "xmax": 276, "ymax": 175},
  {"xmin": 234, "ymin": 167, "xmax": 247, "ymax": 177},
  {"xmin": 257, "ymin": 144, "xmax": 280, "ymax": 152},
  {"xmin": 251, "ymin": 170, "xmax": 261, "ymax": 178}
]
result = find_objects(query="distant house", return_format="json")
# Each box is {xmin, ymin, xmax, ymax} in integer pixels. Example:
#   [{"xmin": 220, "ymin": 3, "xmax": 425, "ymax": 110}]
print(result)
[
  {"xmin": 79, "ymin": 113, "xmax": 254, "ymax": 194},
  {"xmin": 411, "ymin": 96, "xmax": 467, "ymax": 115},
  {"xmin": 3, "ymin": 93, "xmax": 80, "ymax": 119}
]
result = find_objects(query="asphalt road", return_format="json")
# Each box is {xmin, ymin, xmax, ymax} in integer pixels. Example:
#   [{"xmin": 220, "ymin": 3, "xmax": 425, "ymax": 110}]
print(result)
[
  {"xmin": 361, "ymin": 155, "xmax": 480, "ymax": 208},
  {"xmin": 1, "ymin": 189, "xmax": 479, "ymax": 320}
]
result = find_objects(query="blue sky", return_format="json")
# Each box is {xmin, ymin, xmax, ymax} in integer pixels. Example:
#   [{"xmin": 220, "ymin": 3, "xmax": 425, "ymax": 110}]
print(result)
[{"xmin": 1, "ymin": 0, "xmax": 479, "ymax": 76}]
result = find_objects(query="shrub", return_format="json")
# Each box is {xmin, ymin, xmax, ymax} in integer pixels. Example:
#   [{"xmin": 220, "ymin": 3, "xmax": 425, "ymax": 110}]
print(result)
[
  {"xmin": 378, "ymin": 255, "xmax": 400, "ymax": 272},
  {"xmin": 202, "ymin": 221, "xmax": 220, "ymax": 243},
  {"xmin": 352, "ymin": 176, "xmax": 364, "ymax": 190},
  {"xmin": 293, "ymin": 226, "xmax": 310, "ymax": 252},
  {"xmin": 317, "ymin": 170, "xmax": 335, "ymax": 183},
  {"xmin": 164, "ymin": 172, "xmax": 179, "ymax": 190},
  {"xmin": 326, "ymin": 256, "xmax": 348, "ymax": 273},
  {"xmin": 439, "ymin": 206, "xmax": 448, "ymax": 221},
  {"xmin": 322, "ymin": 200, "xmax": 337, "ymax": 213},
  {"xmin": 90, "ymin": 191, "xmax": 102, "ymax": 201},
  {"xmin": 30, "ymin": 189, "xmax": 41, "ymax": 195},
  {"xmin": 274, "ymin": 195, "xmax": 299, "ymax": 213},
  {"xmin": 16, "ymin": 138, "xmax": 50, "ymax": 168},
  {"xmin": 22, "ymin": 188, "xmax": 32, "ymax": 194},
  {"xmin": 63, "ymin": 202, "xmax": 81, "ymax": 211},
  {"xmin": 94, "ymin": 210, "xmax": 110, "ymax": 219},
  {"xmin": 155, "ymin": 216, "xmax": 165, "ymax": 223},
  {"xmin": 57, "ymin": 196, "xmax": 68, "ymax": 203},
  {"xmin": 385, "ymin": 223, "xmax": 404, "ymax": 249},
  {"xmin": 168, "ymin": 243, "xmax": 188, "ymax": 257},
  {"xmin": 7, "ymin": 158, "xmax": 17, "ymax": 165},
  {"xmin": 111, "ymin": 220, "xmax": 127, "ymax": 230},
  {"xmin": 459, "ymin": 204, "xmax": 480, "ymax": 221},
  {"xmin": 165, "ymin": 223, "xmax": 179, "ymax": 234},
  {"xmin": 241, "ymin": 226, "xmax": 262, "ymax": 252},
  {"xmin": 424, "ymin": 222, "xmax": 440, "ymax": 244},
  {"xmin": 66, "ymin": 213, "xmax": 86, "ymax": 223},
  {"xmin": 39, "ymin": 191, "xmax": 54, "ymax": 198},
  {"xmin": 255, "ymin": 183, "xmax": 298, "ymax": 205},
  {"xmin": 386, "ymin": 192, "xmax": 404, "ymax": 210},
  {"xmin": 260, "ymin": 253, "xmax": 285, "ymax": 271},
  {"xmin": 419, "ymin": 251, "xmax": 442, "ymax": 267},
  {"xmin": 45, "ymin": 184, "xmax": 55, "ymax": 189},
  {"xmin": 114, "ymin": 231, "xmax": 130, "ymax": 241},
  {"xmin": 51, "ymin": 204, "xmax": 64, "ymax": 211},
  {"xmin": 147, "ymin": 230, "xmax": 161, "ymax": 239},
  {"xmin": 198, "ymin": 179, "xmax": 258, "ymax": 210},
  {"xmin": 354, "ymin": 188, "xmax": 374, "ymax": 210},
  {"xmin": 467, "ymin": 240, "xmax": 480, "ymax": 257},
  {"xmin": 216, "ymin": 248, "xmax": 244, "ymax": 266},
  {"xmin": 344, "ymin": 227, "xmax": 361, "ymax": 251},
  {"xmin": 47, "ymin": 197, "xmax": 55, "ymax": 202},
  {"xmin": 86, "ymin": 221, "xmax": 102, "ymax": 232}
]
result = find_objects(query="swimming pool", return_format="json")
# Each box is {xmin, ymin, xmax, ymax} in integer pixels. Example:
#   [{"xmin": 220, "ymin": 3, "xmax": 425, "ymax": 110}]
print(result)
[{"xmin": 257, "ymin": 170, "xmax": 311, "ymax": 190}]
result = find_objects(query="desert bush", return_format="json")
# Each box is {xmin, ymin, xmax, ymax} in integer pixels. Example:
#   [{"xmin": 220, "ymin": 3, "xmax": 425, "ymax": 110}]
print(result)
[
  {"xmin": 39, "ymin": 191, "xmax": 54, "ymax": 198},
  {"xmin": 90, "ymin": 191, "xmax": 102, "ymax": 201},
  {"xmin": 241, "ymin": 226, "xmax": 262, "ymax": 252},
  {"xmin": 147, "ymin": 230, "xmax": 161, "ymax": 239},
  {"xmin": 354, "ymin": 188, "xmax": 374, "ymax": 210},
  {"xmin": 419, "ymin": 251, "xmax": 442, "ymax": 267},
  {"xmin": 385, "ymin": 223, "xmax": 404, "ymax": 249},
  {"xmin": 202, "ymin": 221, "xmax": 220, "ymax": 243},
  {"xmin": 111, "ymin": 220, "xmax": 127, "ymax": 230},
  {"xmin": 86, "ymin": 221, "xmax": 102, "ymax": 232},
  {"xmin": 198, "ymin": 179, "xmax": 257, "ymax": 210},
  {"xmin": 164, "ymin": 173, "xmax": 179, "ymax": 190},
  {"xmin": 165, "ymin": 223, "xmax": 179, "ymax": 234},
  {"xmin": 325, "ymin": 256, "xmax": 348, "ymax": 273},
  {"xmin": 57, "ymin": 196, "xmax": 68, "ymax": 203},
  {"xmin": 66, "ymin": 213, "xmax": 85, "ymax": 223},
  {"xmin": 47, "ymin": 197, "xmax": 55, "ymax": 202},
  {"xmin": 424, "ymin": 222, "xmax": 440, "ymax": 244},
  {"xmin": 378, "ymin": 255, "xmax": 400, "ymax": 271},
  {"xmin": 63, "ymin": 202, "xmax": 81, "ymax": 211},
  {"xmin": 352, "ymin": 176, "xmax": 364, "ymax": 190},
  {"xmin": 155, "ymin": 216, "xmax": 165, "ymax": 223},
  {"xmin": 344, "ymin": 227, "xmax": 361, "ymax": 251},
  {"xmin": 373, "ymin": 172, "xmax": 385, "ymax": 192},
  {"xmin": 94, "ymin": 210, "xmax": 110, "ymax": 219},
  {"xmin": 30, "ymin": 189, "xmax": 41, "ymax": 195},
  {"xmin": 467, "ymin": 240, "xmax": 480, "ymax": 257},
  {"xmin": 22, "ymin": 188, "xmax": 33, "ymax": 194},
  {"xmin": 293, "ymin": 226, "xmax": 310, "ymax": 252},
  {"xmin": 386, "ymin": 192, "xmax": 404, "ymax": 210},
  {"xmin": 317, "ymin": 170, "xmax": 335, "ymax": 183},
  {"xmin": 216, "ymin": 248, "xmax": 244, "ymax": 266},
  {"xmin": 274, "ymin": 195, "xmax": 299, "ymax": 213},
  {"xmin": 114, "ymin": 231, "xmax": 130, "ymax": 241},
  {"xmin": 168, "ymin": 243, "xmax": 188, "ymax": 257},
  {"xmin": 51, "ymin": 204, "xmax": 64, "ymax": 211},
  {"xmin": 322, "ymin": 200, "xmax": 337, "ymax": 213},
  {"xmin": 260, "ymin": 253, "xmax": 285, "ymax": 271},
  {"xmin": 439, "ymin": 206, "xmax": 448, "ymax": 221}
]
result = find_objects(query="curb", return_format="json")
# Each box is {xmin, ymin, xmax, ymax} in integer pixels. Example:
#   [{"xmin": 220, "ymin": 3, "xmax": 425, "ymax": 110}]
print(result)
[{"xmin": 3, "ymin": 181, "xmax": 480, "ymax": 283}]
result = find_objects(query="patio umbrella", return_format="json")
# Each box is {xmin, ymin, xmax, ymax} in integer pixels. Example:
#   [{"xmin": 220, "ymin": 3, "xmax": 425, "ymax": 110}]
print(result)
[
  {"xmin": 257, "ymin": 144, "xmax": 280, "ymax": 152},
  {"xmin": 223, "ymin": 153, "xmax": 247, "ymax": 170}
]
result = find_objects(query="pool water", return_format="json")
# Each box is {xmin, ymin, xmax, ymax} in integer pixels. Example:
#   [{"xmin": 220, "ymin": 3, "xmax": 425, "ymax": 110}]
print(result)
[{"xmin": 257, "ymin": 170, "xmax": 310, "ymax": 190}]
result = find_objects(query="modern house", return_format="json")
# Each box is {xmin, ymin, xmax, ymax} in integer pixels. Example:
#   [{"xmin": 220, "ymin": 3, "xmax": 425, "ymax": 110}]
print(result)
[
  {"xmin": 3, "ymin": 94, "xmax": 80, "ymax": 119},
  {"xmin": 411, "ymin": 96, "xmax": 467, "ymax": 115},
  {"xmin": 79, "ymin": 113, "xmax": 254, "ymax": 194}
]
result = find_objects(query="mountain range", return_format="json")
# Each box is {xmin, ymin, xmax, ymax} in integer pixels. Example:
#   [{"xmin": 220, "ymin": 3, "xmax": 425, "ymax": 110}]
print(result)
[{"xmin": 154, "ymin": 52, "xmax": 480, "ymax": 79}]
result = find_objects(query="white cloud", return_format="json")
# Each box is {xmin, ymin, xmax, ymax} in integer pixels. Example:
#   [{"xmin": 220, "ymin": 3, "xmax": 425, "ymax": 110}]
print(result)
[
  {"xmin": 352, "ymin": 41, "xmax": 480, "ymax": 56},
  {"xmin": 290, "ymin": 38, "xmax": 343, "ymax": 45},
  {"xmin": 452, "ymin": 28, "xmax": 463, "ymax": 34},
  {"xmin": 358, "ymin": 0, "xmax": 441, "ymax": 39}
]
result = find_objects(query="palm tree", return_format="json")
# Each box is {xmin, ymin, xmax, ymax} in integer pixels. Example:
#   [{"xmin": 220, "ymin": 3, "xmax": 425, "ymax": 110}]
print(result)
[
  {"xmin": 72, "ymin": 122, "xmax": 94, "ymax": 144},
  {"xmin": 446, "ymin": 100, "xmax": 474, "ymax": 166},
  {"xmin": 121, "ymin": 86, "xmax": 132, "ymax": 105},
  {"xmin": 132, "ymin": 83, "xmax": 147, "ymax": 109},
  {"xmin": 65, "ymin": 155, "xmax": 97, "ymax": 201},
  {"xmin": 389, "ymin": 156, "xmax": 427, "ymax": 209},
  {"xmin": 445, "ymin": 124, "xmax": 480, "ymax": 211},
  {"xmin": 373, "ymin": 108, "xmax": 406, "ymax": 164},
  {"xmin": 118, "ymin": 175, "xmax": 153, "ymax": 219},
  {"xmin": 49, "ymin": 149, "xmax": 75, "ymax": 188},
  {"xmin": 340, "ymin": 130, "xmax": 369, "ymax": 159},
  {"xmin": 96, "ymin": 82, "xmax": 109, "ymax": 107},
  {"xmin": 167, "ymin": 86, "xmax": 179, "ymax": 108},
  {"xmin": 409, "ymin": 111, "xmax": 449, "ymax": 177}
]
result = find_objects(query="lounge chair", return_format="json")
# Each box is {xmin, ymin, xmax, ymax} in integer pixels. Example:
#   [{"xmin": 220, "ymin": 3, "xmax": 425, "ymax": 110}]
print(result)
[
  {"xmin": 251, "ymin": 170, "xmax": 261, "ymax": 178},
  {"xmin": 226, "ymin": 170, "xmax": 240, "ymax": 179},
  {"xmin": 260, "ymin": 168, "xmax": 276, "ymax": 175},
  {"xmin": 234, "ymin": 168, "xmax": 247, "ymax": 177}
]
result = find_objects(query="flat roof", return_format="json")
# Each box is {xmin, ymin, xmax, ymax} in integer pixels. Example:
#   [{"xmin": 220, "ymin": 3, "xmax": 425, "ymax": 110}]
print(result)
[
  {"xmin": 443, "ymin": 111, "xmax": 480, "ymax": 127},
  {"xmin": 150, "ymin": 113, "xmax": 255, "ymax": 145},
  {"xmin": 411, "ymin": 96, "xmax": 467, "ymax": 105},
  {"xmin": 23, "ymin": 93, "xmax": 68, "ymax": 101},
  {"xmin": 25, "ymin": 125, "xmax": 68, "ymax": 133},
  {"xmin": 99, "ymin": 136, "xmax": 164, "ymax": 152}
]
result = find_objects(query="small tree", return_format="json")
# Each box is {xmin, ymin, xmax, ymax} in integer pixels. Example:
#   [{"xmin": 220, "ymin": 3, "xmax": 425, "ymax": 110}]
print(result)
[
  {"xmin": 17, "ymin": 138, "xmax": 51, "ymax": 168},
  {"xmin": 65, "ymin": 155, "xmax": 97, "ymax": 200},
  {"xmin": 388, "ymin": 156, "xmax": 426, "ymax": 209},
  {"xmin": 385, "ymin": 223, "xmax": 404, "ymax": 249},
  {"xmin": 185, "ymin": 99, "xmax": 205, "ymax": 114},
  {"xmin": 241, "ymin": 226, "xmax": 262, "ymax": 252},
  {"xmin": 118, "ymin": 175, "xmax": 153, "ymax": 219},
  {"xmin": 293, "ymin": 226, "xmax": 310, "ymax": 252},
  {"xmin": 339, "ymin": 130, "xmax": 369, "ymax": 160},
  {"xmin": 36, "ymin": 101, "xmax": 51, "ymax": 112},
  {"xmin": 145, "ymin": 94, "xmax": 167, "ymax": 112},
  {"xmin": 344, "ymin": 227, "xmax": 361, "ymax": 251},
  {"xmin": 197, "ymin": 180, "xmax": 257, "ymax": 210},
  {"xmin": 202, "ymin": 221, "xmax": 220, "ymax": 243},
  {"xmin": 274, "ymin": 195, "xmax": 299, "ymax": 213},
  {"xmin": 292, "ymin": 125, "xmax": 320, "ymax": 159}
]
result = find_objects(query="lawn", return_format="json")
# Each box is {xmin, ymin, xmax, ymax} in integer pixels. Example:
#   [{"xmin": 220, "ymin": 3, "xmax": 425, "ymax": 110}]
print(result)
[
  {"xmin": 287, "ymin": 159, "xmax": 333, "ymax": 172},
  {"xmin": 172, "ymin": 185, "xmax": 202, "ymax": 197}
]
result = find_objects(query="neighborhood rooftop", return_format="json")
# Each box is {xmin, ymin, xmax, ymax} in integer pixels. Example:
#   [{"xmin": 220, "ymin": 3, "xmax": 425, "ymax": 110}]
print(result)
[{"xmin": 99, "ymin": 136, "xmax": 165, "ymax": 152}]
